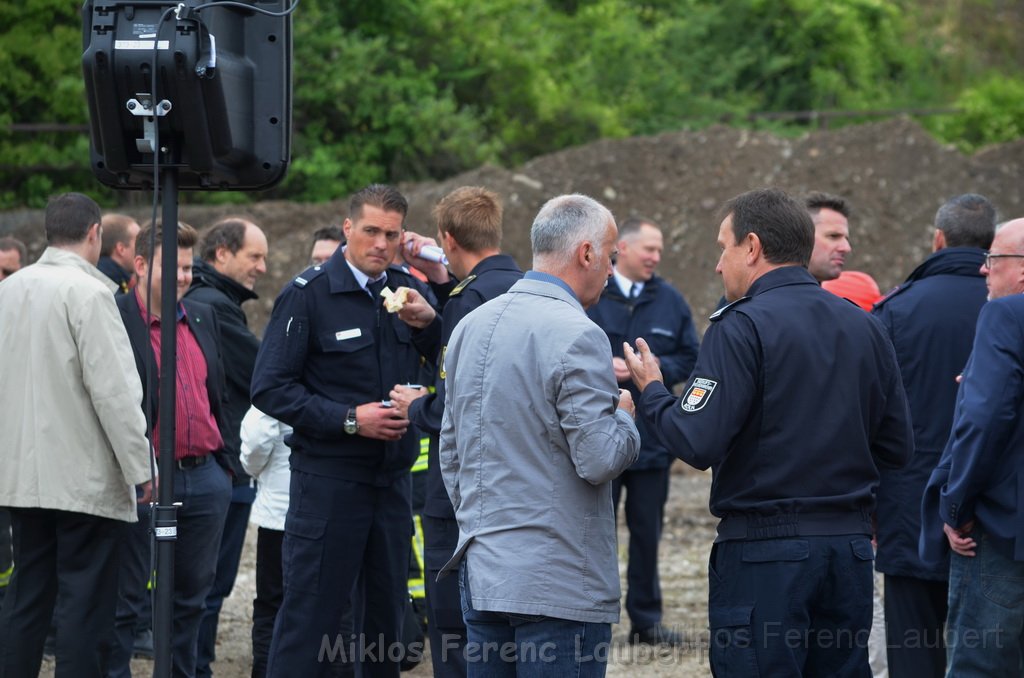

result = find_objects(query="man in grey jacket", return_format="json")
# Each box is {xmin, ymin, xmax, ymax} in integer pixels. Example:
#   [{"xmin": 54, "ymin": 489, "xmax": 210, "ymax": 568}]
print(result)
[{"xmin": 440, "ymin": 193, "xmax": 640, "ymax": 677}]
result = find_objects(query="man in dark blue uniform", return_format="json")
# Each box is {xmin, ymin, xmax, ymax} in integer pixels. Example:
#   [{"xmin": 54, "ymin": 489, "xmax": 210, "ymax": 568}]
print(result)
[
  {"xmin": 388, "ymin": 186, "xmax": 522, "ymax": 678},
  {"xmin": 251, "ymin": 184, "xmax": 434, "ymax": 678},
  {"xmin": 921, "ymin": 217, "xmax": 1024, "ymax": 675},
  {"xmin": 872, "ymin": 193, "xmax": 994, "ymax": 677},
  {"xmin": 586, "ymin": 216, "xmax": 698, "ymax": 646},
  {"xmin": 625, "ymin": 187, "xmax": 913, "ymax": 677}
]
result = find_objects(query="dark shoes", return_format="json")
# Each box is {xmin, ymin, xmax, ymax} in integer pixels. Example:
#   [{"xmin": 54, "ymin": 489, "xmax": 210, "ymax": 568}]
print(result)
[{"xmin": 630, "ymin": 624, "xmax": 684, "ymax": 646}]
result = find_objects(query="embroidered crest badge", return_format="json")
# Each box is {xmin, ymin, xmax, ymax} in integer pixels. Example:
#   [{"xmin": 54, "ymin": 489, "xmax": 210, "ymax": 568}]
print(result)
[{"xmin": 681, "ymin": 377, "xmax": 718, "ymax": 413}]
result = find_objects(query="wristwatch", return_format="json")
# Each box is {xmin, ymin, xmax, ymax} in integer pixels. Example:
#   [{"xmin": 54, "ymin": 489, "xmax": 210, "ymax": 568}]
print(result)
[{"xmin": 344, "ymin": 408, "xmax": 359, "ymax": 435}]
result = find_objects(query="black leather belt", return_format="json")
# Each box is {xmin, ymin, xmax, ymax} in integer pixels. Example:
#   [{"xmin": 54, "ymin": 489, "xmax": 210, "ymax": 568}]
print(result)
[{"xmin": 175, "ymin": 455, "xmax": 210, "ymax": 470}]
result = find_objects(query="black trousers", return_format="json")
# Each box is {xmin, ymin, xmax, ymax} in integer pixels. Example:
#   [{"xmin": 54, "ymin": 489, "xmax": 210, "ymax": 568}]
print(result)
[
  {"xmin": 0, "ymin": 507, "xmax": 123, "ymax": 678},
  {"xmin": 0, "ymin": 508, "xmax": 12, "ymax": 606},
  {"xmin": 422, "ymin": 515, "xmax": 467, "ymax": 678},
  {"xmin": 883, "ymin": 574, "xmax": 948, "ymax": 678},
  {"xmin": 252, "ymin": 527, "xmax": 285, "ymax": 678},
  {"xmin": 611, "ymin": 467, "xmax": 670, "ymax": 630}
]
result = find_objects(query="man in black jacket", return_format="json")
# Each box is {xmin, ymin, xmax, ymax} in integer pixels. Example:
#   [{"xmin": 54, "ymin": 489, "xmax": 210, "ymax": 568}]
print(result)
[
  {"xmin": 872, "ymin": 193, "xmax": 995, "ymax": 677},
  {"xmin": 111, "ymin": 220, "xmax": 233, "ymax": 678},
  {"xmin": 184, "ymin": 216, "xmax": 269, "ymax": 677}
]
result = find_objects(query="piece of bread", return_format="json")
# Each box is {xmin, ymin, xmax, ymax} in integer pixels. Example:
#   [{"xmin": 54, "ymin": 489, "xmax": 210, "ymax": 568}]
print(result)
[{"xmin": 380, "ymin": 286, "xmax": 411, "ymax": 313}]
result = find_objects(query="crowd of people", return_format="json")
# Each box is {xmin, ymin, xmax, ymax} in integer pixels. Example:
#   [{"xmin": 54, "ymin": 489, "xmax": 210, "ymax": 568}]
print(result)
[{"xmin": 0, "ymin": 182, "xmax": 1021, "ymax": 678}]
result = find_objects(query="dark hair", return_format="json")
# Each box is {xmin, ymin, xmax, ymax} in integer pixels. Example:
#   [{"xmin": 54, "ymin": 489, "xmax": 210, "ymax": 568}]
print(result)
[
  {"xmin": 935, "ymin": 193, "xmax": 996, "ymax": 249},
  {"xmin": 0, "ymin": 236, "xmax": 27, "ymax": 265},
  {"xmin": 349, "ymin": 184, "xmax": 408, "ymax": 222},
  {"xmin": 312, "ymin": 226, "xmax": 343, "ymax": 243},
  {"xmin": 618, "ymin": 216, "xmax": 660, "ymax": 238},
  {"xmin": 433, "ymin": 186, "xmax": 502, "ymax": 252},
  {"xmin": 136, "ymin": 219, "xmax": 199, "ymax": 262},
  {"xmin": 44, "ymin": 192, "xmax": 101, "ymax": 246},
  {"xmin": 199, "ymin": 218, "xmax": 251, "ymax": 262},
  {"xmin": 100, "ymin": 213, "xmax": 139, "ymax": 256},
  {"xmin": 805, "ymin": 191, "xmax": 850, "ymax": 219},
  {"xmin": 721, "ymin": 188, "xmax": 815, "ymax": 266}
]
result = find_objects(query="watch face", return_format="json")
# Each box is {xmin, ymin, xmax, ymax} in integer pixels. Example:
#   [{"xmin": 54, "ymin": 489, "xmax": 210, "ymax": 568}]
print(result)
[{"xmin": 345, "ymin": 419, "xmax": 357, "ymax": 434}]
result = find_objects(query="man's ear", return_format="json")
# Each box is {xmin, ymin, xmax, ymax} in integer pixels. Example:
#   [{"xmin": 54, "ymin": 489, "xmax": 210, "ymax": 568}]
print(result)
[
  {"xmin": 133, "ymin": 254, "xmax": 148, "ymax": 279},
  {"xmin": 933, "ymin": 229, "xmax": 946, "ymax": 253},
  {"xmin": 579, "ymin": 241, "xmax": 594, "ymax": 267},
  {"xmin": 745, "ymin": 232, "xmax": 763, "ymax": 265}
]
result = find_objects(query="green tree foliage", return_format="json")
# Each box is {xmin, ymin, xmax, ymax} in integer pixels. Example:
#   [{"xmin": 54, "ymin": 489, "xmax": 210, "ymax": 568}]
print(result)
[
  {"xmin": 929, "ymin": 75, "xmax": 1024, "ymax": 151},
  {"xmin": 0, "ymin": 0, "xmax": 1020, "ymax": 207},
  {"xmin": 0, "ymin": 1, "xmax": 98, "ymax": 207}
]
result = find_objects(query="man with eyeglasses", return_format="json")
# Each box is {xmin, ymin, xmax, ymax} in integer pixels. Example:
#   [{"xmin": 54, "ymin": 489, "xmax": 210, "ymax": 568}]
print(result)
[
  {"xmin": 921, "ymin": 216, "xmax": 1024, "ymax": 675},
  {"xmin": 872, "ymin": 193, "xmax": 995, "ymax": 677}
]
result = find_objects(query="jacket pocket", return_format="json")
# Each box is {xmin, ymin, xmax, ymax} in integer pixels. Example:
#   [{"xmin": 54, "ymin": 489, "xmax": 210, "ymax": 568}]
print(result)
[
  {"xmin": 282, "ymin": 512, "xmax": 327, "ymax": 595},
  {"xmin": 318, "ymin": 328, "xmax": 374, "ymax": 354},
  {"xmin": 581, "ymin": 515, "xmax": 619, "ymax": 605}
]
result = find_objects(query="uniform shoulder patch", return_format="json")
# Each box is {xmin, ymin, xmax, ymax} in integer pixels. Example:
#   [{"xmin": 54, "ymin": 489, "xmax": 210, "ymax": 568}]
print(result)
[
  {"xmin": 681, "ymin": 377, "xmax": 718, "ymax": 413},
  {"xmin": 292, "ymin": 266, "xmax": 326, "ymax": 288},
  {"xmin": 709, "ymin": 296, "xmax": 750, "ymax": 322},
  {"xmin": 449, "ymin": 275, "xmax": 478, "ymax": 297}
]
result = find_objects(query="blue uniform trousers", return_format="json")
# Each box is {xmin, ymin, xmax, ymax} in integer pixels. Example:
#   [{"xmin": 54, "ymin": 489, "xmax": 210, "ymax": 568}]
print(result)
[
  {"xmin": 611, "ymin": 467, "xmax": 670, "ymax": 631},
  {"xmin": 708, "ymin": 535, "xmax": 874, "ymax": 677},
  {"xmin": 882, "ymin": 574, "xmax": 947, "ymax": 678},
  {"xmin": 423, "ymin": 515, "xmax": 468, "ymax": 677},
  {"xmin": 266, "ymin": 470, "xmax": 411, "ymax": 678}
]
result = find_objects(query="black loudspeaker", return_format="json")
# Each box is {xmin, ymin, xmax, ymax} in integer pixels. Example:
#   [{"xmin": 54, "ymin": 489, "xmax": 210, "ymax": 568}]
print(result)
[{"xmin": 82, "ymin": 0, "xmax": 291, "ymax": 191}]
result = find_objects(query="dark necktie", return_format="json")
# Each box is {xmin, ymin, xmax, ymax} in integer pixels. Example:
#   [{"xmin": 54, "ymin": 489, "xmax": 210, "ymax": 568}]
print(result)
[
  {"xmin": 367, "ymin": 277, "xmax": 386, "ymax": 302},
  {"xmin": 630, "ymin": 283, "xmax": 640, "ymax": 299}
]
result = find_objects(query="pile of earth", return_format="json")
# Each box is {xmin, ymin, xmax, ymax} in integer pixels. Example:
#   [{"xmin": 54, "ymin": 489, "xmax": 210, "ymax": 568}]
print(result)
[{"xmin": 3, "ymin": 116, "xmax": 1022, "ymax": 335}]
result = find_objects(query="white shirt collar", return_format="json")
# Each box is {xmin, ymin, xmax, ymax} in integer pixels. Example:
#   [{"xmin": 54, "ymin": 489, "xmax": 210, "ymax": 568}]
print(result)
[
  {"xmin": 612, "ymin": 268, "xmax": 642, "ymax": 298},
  {"xmin": 344, "ymin": 255, "xmax": 387, "ymax": 297}
]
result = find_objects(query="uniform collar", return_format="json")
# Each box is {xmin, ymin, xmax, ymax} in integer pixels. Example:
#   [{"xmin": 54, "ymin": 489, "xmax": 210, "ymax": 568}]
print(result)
[
  {"xmin": 468, "ymin": 253, "xmax": 522, "ymax": 277},
  {"xmin": 745, "ymin": 265, "xmax": 819, "ymax": 297},
  {"xmin": 324, "ymin": 249, "xmax": 386, "ymax": 295}
]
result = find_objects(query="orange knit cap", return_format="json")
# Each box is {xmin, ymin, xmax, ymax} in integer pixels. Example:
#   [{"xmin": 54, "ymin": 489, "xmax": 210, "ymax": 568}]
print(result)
[{"xmin": 822, "ymin": 270, "xmax": 882, "ymax": 312}]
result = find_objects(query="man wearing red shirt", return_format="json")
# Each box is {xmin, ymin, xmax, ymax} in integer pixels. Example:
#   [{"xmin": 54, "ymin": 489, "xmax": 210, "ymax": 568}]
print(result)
[{"xmin": 110, "ymin": 220, "xmax": 233, "ymax": 678}]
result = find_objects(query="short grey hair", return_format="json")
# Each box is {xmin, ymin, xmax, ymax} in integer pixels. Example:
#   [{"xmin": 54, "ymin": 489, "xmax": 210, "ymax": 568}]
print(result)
[{"xmin": 531, "ymin": 194, "xmax": 614, "ymax": 267}]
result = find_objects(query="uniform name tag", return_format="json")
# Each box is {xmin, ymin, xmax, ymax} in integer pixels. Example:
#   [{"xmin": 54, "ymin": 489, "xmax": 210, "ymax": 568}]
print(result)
[
  {"xmin": 335, "ymin": 328, "xmax": 362, "ymax": 341},
  {"xmin": 681, "ymin": 377, "xmax": 718, "ymax": 413}
]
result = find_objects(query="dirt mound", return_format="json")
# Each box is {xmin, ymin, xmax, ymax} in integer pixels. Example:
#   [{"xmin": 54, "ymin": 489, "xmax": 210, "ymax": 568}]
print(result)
[{"xmin": 3, "ymin": 118, "xmax": 1022, "ymax": 333}]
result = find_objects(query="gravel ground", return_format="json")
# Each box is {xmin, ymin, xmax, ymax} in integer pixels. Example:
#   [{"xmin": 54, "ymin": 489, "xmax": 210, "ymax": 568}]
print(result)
[{"xmin": 39, "ymin": 464, "xmax": 715, "ymax": 677}]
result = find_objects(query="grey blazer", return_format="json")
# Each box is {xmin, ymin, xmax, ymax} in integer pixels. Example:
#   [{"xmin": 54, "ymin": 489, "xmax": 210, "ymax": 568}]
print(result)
[{"xmin": 440, "ymin": 277, "xmax": 640, "ymax": 623}]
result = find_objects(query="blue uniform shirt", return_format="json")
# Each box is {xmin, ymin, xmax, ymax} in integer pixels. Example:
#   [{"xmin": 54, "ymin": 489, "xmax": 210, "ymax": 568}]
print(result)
[
  {"xmin": 250, "ymin": 248, "xmax": 434, "ymax": 486},
  {"xmin": 638, "ymin": 266, "xmax": 913, "ymax": 540}
]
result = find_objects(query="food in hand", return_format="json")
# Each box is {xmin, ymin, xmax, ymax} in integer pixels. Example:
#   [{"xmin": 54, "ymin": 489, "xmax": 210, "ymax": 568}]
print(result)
[{"xmin": 380, "ymin": 286, "xmax": 411, "ymax": 313}]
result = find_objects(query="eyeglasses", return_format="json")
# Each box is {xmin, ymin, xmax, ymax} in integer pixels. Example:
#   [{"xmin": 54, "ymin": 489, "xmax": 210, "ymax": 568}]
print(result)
[{"xmin": 984, "ymin": 253, "xmax": 1024, "ymax": 269}]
